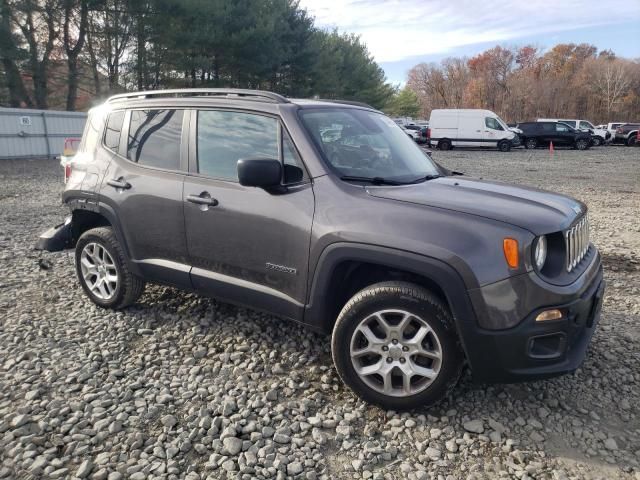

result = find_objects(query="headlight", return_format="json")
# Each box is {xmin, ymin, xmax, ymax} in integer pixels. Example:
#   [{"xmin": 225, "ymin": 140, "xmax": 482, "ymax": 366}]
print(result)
[{"xmin": 534, "ymin": 235, "xmax": 547, "ymax": 270}]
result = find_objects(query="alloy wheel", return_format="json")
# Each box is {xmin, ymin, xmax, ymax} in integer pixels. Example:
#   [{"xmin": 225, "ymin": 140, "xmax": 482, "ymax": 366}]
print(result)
[
  {"xmin": 80, "ymin": 242, "xmax": 118, "ymax": 300},
  {"xmin": 349, "ymin": 309, "xmax": 443, "ymax": 397}
]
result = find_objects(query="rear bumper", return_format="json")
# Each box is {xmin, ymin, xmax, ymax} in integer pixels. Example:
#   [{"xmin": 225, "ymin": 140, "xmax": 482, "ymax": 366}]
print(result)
[
  {"xmin": 463, "ymin": 257, "xmax": 604, "ymax": 384},
  {"xmin": 35, "ymin": 216, "xmax": 73, "ymax": 252}
]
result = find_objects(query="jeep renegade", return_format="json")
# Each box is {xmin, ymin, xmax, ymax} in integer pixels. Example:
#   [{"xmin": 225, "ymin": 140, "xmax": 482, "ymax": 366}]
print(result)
[{"xmin": 37, "ymin": 89, "xmax": 605, "ymax": 410}]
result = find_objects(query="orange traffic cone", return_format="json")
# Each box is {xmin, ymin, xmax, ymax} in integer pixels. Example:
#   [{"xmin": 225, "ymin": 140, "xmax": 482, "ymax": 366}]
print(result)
[{"xmin": 549, "ymin": 141, "xmax": 554, "ymax": 154}]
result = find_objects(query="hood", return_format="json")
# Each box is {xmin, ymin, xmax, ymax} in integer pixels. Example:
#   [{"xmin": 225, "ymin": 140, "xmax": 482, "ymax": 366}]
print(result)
[
  {"xmin": 366, "ymin": 177, "xmax": 585, "ymax": 235},
  {"xmin": 509, "ymin": 127, "xmax": 523, "ymax": 134}
]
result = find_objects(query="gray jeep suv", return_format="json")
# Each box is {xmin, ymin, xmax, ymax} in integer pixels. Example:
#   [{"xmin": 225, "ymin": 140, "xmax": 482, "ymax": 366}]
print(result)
[{"xmin": 37, "ymin": 89, "xmax": 605, "ymax": 410}]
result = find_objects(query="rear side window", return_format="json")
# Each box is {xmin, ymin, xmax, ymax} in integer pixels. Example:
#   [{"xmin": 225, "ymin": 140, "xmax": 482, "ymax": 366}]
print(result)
[
  {"xmin": 197, "ymin": 110, "xmax": 278, "ymax": 181},
  {"xmin": 556, "ymin": 123, "xmax": 570, "ymax": 132},
  {"xmin": 104, "ymin": 111, "xmax": 125, "ymax": 153},
  {"xmin": 127, "ymin": 109, "xmax": 183, "ymax": 170},
  {"xmin": 541, "ymin": 123, "xmax": 555, "ymax": 132}
]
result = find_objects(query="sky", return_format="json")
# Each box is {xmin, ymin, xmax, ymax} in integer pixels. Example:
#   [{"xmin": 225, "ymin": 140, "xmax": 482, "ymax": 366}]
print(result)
[{"xmin": 299, "ymin": 0, "xmax": 640, "ymax": 85}]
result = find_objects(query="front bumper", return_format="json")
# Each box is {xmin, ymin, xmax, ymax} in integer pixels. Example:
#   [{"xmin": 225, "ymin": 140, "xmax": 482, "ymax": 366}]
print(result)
[{"xmin": 462, "ymin": 254, "xmax": 604, "ymax": 383}]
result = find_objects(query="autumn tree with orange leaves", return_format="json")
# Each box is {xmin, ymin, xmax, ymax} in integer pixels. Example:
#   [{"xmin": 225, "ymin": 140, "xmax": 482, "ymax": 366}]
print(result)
[{"xmin": 407, "ymin": 43, "xmax": 640, "ymax": 123}]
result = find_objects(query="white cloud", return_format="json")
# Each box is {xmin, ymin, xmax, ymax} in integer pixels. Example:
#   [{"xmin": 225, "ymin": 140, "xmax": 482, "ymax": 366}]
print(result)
[{"xmin": 299, "ymin": 0, "xmax": 640, "ymax": 62}]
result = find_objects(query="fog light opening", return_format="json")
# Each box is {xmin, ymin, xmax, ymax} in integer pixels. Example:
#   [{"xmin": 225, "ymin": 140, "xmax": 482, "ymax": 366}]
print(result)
[{"xmin": 535, "ymin": 309, "xmax": 563, "ymax": 322}]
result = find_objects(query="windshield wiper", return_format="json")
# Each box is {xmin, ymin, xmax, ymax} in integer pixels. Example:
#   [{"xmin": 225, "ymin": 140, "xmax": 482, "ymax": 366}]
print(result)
[
  {"xmin": 408, "ymin": 174, "xmax": 443, "ymax": 184},
  {"xmin": 339, "ymin": 175, "xmax": 406, "ymax": 186}
]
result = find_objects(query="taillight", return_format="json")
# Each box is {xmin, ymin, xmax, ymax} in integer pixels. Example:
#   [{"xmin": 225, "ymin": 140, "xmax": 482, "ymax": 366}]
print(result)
[
  {"xmin": 64, "ymin": 163, "xmax": 72, "ymax": 184},
  {"xmin": 426, "ymin": 128, "xmax": 431, "ymax": 139}
]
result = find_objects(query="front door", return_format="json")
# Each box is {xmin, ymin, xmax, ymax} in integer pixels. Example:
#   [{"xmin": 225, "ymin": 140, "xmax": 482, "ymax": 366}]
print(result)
[
  {"xmin": 482, "ymin": 116, "xmax": 505, "ymax": 147},
  {"xmin": 554, "ymin": 122, "xmax": 574, "ymax": 146},
  {"xmin": 183, "ymin": 109, "xmax": 314, "ymax": 320},
  {"xmin": 101, "ymin": 108, "xmax": 190, "ymax": 287}
]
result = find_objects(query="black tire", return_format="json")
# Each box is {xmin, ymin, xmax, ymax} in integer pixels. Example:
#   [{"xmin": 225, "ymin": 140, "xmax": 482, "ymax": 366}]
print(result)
[
  {"xmin": 524, "ymin": 138, "xmax": 537, "ymax": 149},
  {"xmin": 628, "ymin": 135, "xmax": 637, "ymax": 147},
  {"xmin": 438, "ymin": 139, "xmax": 452, "ymax": 151},
  {"xmin": 331, "ymin": 281, "xmax": 463, "ymax": 411},
  {"xmin": 75, "ymin": 227, "xmax": 145, "ymax": 309},
  {"xmin": 591, "ymin": 136, "xmax": 603, "ymax": 147},
  {"xmin": 498, "ymin": 140, "xmax": 511, "ymax": 152},
  {"xmin": 575, "ymin": 138, "xmax": 589, "ymax": 150}
]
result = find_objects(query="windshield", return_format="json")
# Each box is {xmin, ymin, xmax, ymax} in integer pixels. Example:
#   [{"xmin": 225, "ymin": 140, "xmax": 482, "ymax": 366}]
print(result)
[{"xmin": 299, "ymin": 108, "xmax": 439, "ymax": 182}]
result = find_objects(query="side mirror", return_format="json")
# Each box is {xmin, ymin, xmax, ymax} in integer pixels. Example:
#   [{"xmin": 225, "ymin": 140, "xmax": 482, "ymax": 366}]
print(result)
[{"xmin": 237, "ymin": 158, "xmax": 282, "ymax": 189}]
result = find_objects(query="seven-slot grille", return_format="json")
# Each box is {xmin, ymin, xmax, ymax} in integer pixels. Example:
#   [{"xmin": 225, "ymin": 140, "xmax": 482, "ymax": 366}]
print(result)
[{"xmin": 565, "ymin": 214, "xmax": 590, "ymax": 272}]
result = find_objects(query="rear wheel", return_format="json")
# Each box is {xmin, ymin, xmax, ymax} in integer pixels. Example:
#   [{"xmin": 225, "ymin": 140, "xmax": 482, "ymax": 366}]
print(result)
[
  {"xmin": 628, "ymin": 135, "xmax": 637, "ymax": 147},
  {"xmin": 525, "ymin": 138, "xmax": 537, "ymax": 149},
  {"xmin": 498, "ymin": 140, "xmax": 511, "ymax": 152},
  {"xmin": 75, "ymin": 227, "xmax": 145, "ymax": 309},
  {"xmin": 331, "ymin": 281, "xmax": 463, "ymax": 410},
  {"xmin": 575, "ymin": 138, "xmax": 589, "ymax": 150},
  {"xmin": 438, "ymin": 139, "xmax": 452, "ymax": 151}
]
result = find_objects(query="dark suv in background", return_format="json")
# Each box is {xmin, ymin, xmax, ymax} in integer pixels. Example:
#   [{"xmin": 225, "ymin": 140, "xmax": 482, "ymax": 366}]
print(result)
[
  {"xmin": 37, "ymin": 89, "xmax": 604, "ymax": 410},
  {"xmin": 517, "ymin": 121, "xmax": 592, "ymax": 150}
]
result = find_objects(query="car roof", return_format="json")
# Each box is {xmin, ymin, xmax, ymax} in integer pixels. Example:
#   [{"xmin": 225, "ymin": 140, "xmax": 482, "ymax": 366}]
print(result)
[{"xmin": 105, "ymin": 88, "xmax": 379, "ymax": 112}]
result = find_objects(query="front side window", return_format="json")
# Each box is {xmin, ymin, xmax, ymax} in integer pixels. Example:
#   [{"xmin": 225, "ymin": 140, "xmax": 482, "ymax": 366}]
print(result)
[
  {"xmin": 579, "ymin": 121, "xmax": 594, "ymax": 130},
  {"xmin": 559, "ymin": 120, "xmax": 576, "ymax": 128},
  {"xmin": 485, "ymin": 117, "xmax": 504, "ymax": 130},
  {"xmin": 197, "ymin": 110, "xmax": 278, "ymax": 181},
  {"xmin": 104, "ymin": 110, "xmax": 125, "ymax": 152},
  {"xmin": 556, "ymin": 123, "xmax": 570, "ymax": 132},
  {"xmin": 127, "ymin": 109, "xmax": 183, "ymax": 170},
  {"xmin": 299, "ymin": 108, "xmax": 439, "ymax": 182}
]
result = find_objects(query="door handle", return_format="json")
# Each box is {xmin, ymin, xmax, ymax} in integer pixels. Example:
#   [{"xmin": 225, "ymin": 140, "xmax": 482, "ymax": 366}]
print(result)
[
  {"xmin": 187, "ymin": 192, "xmax": 219, "ymax": 208},
  {"xmin": 107, "ymin": 177, "xmax": 131, "ymax": 190}
]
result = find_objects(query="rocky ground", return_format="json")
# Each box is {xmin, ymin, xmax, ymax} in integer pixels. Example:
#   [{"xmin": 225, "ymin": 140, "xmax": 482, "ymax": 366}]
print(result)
[{"xmin": 0, "ymin": 145, "xmax": 638, "ymax": 480}]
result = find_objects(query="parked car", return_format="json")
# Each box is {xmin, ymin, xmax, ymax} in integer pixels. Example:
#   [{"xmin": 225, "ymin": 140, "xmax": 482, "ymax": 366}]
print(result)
[
  {"xmin": 428, "ymin": 109, "xmax": 517, "ymax": 152},
  {"xmin": 36, "ymin": 89, "xmax": 604, "ymax": 410},
  {"xmin": 596, "ymin": 122, "xmax": 625, "ymax": 139},
  {"xmin": 517, "ymin": 121, "xmax": 592, "ymax": 150},
  {"xmin": 613, "ymin": 123, "xmax": 640, "ymax": 146},
  {"xmin": 402, "ymin": 125, "xmax": 422, "ymax": 142},
  {"xmin": 404, "ymin": 124, "xmax": 427, "ymax": 143},
  {"xmin": 537, "ymin": 119, "xmax": 610, "ymax": 146}
]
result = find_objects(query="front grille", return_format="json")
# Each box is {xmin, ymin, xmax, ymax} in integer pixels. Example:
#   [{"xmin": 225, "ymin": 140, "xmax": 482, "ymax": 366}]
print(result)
[{"xmin": 565, "ymin": 215, "xmax": 590, "ymax": 272}]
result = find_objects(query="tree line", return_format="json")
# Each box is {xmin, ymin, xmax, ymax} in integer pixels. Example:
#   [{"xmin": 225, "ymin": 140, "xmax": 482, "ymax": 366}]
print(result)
[
  {"xmin": 403, "ymin": 44, "xmax": 640, "ymax": 123},
  {"xmin": 0, "ymin": 0, "xmax": 394, "ymax": 111}
]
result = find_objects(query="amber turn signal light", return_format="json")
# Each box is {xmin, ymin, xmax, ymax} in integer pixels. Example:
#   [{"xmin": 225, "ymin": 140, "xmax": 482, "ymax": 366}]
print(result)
[
  {"xmin": 535, "ymin": 309, "xmax": 563, "ymax": 322},
  {"xmin": 503, "ymin": 238, "xmax": 519, "ymax": 268}
]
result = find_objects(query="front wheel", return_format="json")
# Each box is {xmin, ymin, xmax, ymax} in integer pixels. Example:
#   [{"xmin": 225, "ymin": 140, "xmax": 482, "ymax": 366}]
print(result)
[
  {"xmin": 498, "ymin": 140, "xmax": 511, "ymax": 152},
  {"xmin": 75, "ymin": 227, "xmax": 145, "ymax": 309},
  {"xmin": 628, "ymin": 135, "xmax": 637, "ymax": 147},
  {"xmin": 575, "ymin": 138, "xmax": 589, "ymax": 150},
  {"xmin": 331, "ymin": 281, "xmax": 463, "ymax": 410},
  {"xmin": 592, "ymin": 136, "xmax": 603, "ymax": 147}
]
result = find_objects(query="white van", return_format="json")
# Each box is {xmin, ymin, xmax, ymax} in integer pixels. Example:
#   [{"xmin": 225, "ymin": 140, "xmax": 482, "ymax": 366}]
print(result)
[
  {"xmin": 536, "ymin": 118, "xmax": 610, "ymax": 146},
  {"xmin": 428, "ymin": 109, "xmax": 517, "ymax": 152}
]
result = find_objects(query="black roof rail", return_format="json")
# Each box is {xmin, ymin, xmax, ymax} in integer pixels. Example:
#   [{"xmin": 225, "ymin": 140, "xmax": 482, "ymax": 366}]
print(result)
[
  {"xmin": 315, "ymin": 98, "xmax": 376, "ymax": 109},
  {"xmin": 106, "ymin": 88, "xmax": 290, "ymax": 104}
]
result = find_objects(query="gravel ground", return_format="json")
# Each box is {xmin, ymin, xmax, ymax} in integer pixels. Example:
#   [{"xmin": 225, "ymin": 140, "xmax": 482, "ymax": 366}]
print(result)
[{"xmin": 0, "ymin": 146, "xmax": 638, "ymax": 480}]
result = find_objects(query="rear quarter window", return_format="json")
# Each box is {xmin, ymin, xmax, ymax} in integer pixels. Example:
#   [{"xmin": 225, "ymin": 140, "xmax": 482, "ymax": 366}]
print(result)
[{"xmin": 104, "ymin": 111, "xmax": 125, "ymax": 153}]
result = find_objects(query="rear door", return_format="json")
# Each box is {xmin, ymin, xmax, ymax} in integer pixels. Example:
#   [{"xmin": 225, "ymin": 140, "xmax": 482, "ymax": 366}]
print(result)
[
  {"xmin": 182, "ymin": 108, "xmax": 314, "ymax": 320},
  {"xmin": 101, "ymin": 108, "xmax": 191, "ymax": 287}
]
